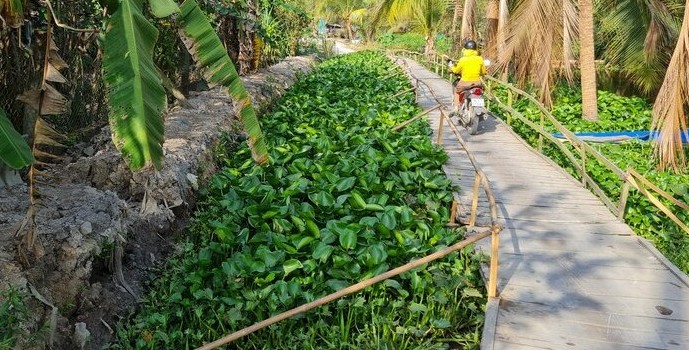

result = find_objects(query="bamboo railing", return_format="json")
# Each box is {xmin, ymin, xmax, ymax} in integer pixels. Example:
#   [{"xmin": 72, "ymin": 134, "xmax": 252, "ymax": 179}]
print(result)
[{"xmin": 389, "ymin": 49, "xmax": 689, "ymax": 236}]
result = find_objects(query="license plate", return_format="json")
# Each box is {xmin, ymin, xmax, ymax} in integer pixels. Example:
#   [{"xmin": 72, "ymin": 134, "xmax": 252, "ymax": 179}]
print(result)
[{"xmin": 471, "ymin": 98, "xmax": 485, "ymax": 107}]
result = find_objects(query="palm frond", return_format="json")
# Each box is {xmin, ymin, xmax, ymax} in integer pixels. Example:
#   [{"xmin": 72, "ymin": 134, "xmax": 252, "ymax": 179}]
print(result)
[
  {"xmin": 179, "ymin": 0, "xmax": 268, "ymax": 165},
  {"xmin": 651, "ymin": 0, "xmax": 689, "ymax": 171},
  {"xmin": 0, "ymin": 107, "xmax": 34, "ymax": 169},
  {"xmin": 103, "ymin": 0, "xmax": 167, "ymax": 170},
  {"xmin": 495, "ymin": 0, "xmax": 577, "ymax": 106},
  {"xmin": 597, "ymin": 0, "xmax": 681, "ymax": 97}
]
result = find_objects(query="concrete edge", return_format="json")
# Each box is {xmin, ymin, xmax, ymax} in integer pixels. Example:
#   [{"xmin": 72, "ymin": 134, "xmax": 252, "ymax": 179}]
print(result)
[{"xmin": 481, "ymin": 297, "xmax": 500, "ymax": 350}]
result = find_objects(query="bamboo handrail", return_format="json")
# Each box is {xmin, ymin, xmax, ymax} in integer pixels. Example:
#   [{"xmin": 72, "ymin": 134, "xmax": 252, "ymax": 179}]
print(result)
[
  {"xmin": 482, "ymin": 76, "xmax": 689, "ymax": 235},
  {"xmin": 482, "ymin": 76, "xmax": 626, "ymax": 179},
  {"xmin": 391, "ymin": 104, "xmax": 442, "ymax": 132},
  {"xmin": 196, "ymin": 228, "xmax": 497, "ymax": 350}
]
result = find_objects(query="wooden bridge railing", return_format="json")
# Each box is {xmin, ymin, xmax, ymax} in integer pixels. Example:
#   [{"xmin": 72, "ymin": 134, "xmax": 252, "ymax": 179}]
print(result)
[
  {"xmin": 483, "ymin": 76, "xmax": 689, "ymax": 235},
  {"xmin": 388, "ymin": 49, "xmax": 689, "ymax": 236}
]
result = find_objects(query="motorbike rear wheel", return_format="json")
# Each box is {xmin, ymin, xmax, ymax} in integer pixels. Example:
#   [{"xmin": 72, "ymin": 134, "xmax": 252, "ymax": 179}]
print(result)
[{"xmin": 463, "ymin": 103, "xmax": 479, "ymax": 135}]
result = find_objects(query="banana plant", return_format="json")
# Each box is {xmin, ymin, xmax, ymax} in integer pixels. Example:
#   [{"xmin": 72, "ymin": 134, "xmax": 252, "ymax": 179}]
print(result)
[
  {"xmin": 102, "ymin": 0, "xmax": 268, "ymax": 170},
  {"xmin": 0, "ymin": 107, "xmax": 34, "ymax": 169}
]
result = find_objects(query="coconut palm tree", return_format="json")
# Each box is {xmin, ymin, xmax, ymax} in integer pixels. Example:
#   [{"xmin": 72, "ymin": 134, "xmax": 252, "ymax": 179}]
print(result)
[
  {"xmin": 579, "ymin": 0, "xmax": 598, "ymax": 120},
  {"xmin": 484, "ymin": 0, "xmax": 499, "ymax": 60},
  {"xmin": 596, "ymin": 0, "xmax": 683, "ymax": 98},
  {"xmin": 316, "ymin": 0, "xmax": 368, "ymax": 40},
  {"xmin": 460, "ymin": 0, "xmax": 477, "ymax": 44},
  {"xmin": 495, "ymin": 0, "xmax": 578, "ymax": 107},
  {"xmin": 450, "ymin": 0, "xmax": 462, "ymax": 52},
  {"xmin": 651, "ymin": 0, "xmax": 689, "ymax": 171},
  {"xmin": 370, "ymin": 0, "xmax": 451, "ymax": 55}
]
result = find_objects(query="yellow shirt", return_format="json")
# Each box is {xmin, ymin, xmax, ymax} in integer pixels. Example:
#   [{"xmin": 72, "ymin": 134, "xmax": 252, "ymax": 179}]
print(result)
[{"xmin": 450, "ymin": 49, "xmax": 486, "ymax": 82}]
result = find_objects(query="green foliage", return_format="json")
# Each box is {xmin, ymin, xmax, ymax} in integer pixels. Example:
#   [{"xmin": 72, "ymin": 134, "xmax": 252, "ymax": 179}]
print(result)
[
  {"xmin": 377, "ymin": 32, "xmax": 451, "ymax": 54},
  {"xmin": 111, "ymin": 51, "xmax": 485, "ymax": 349},
  {"xmin": 103, "ymin": 0, "xmax": 167, "ymax": 170},
  {"xmin": 492, "ymin": 85, "xmax": 689, "ymax": 274},
  {"xmin": 0, "ymin": 107, "xmax": 34, "ymax": 169},
  {"xmin": 0, "ymin": 287, "xmax": 27, "ymax": 349}
]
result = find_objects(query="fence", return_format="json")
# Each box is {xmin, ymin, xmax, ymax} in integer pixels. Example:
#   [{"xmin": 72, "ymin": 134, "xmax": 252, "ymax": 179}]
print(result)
[{"xmin": 390, "ymin": 49, "xmax": 689, "ymax": 236}]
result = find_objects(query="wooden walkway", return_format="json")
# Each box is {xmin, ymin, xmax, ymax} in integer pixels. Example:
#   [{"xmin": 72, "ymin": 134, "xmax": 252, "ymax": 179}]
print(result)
[{"xmin": 397, "ymin": 57, "xmax": 689, "ymax": 350}]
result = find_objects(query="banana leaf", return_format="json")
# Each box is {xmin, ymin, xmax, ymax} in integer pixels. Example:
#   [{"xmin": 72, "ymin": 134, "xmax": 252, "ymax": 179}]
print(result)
[
  {"xmin": 148, "ymin": 0, "xmax": 179, "ymax": 18},
  {"xmin": 103, "ymin": 0, "xmax": 167, "ymax": 170},
  {"xmin": 178, "ymin": 0, "xmax": 268, "ymax": 164},
  {"xmin": 0, "ymin": 107, "xmax": 34, "ymax": 169}
]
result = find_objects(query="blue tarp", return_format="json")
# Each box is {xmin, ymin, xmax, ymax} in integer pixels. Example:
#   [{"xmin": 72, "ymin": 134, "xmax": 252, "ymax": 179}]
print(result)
[{"xmin": 552, "ymin": 131, "xmax": 689, "ymax": 143}]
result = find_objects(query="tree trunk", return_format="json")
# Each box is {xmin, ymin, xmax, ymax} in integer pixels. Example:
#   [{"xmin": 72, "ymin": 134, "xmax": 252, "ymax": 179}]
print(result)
[
  {"xmin": 579, "ymin": 0, "xmax": 598, "ymax": 120},
  {"xmin": 497, "ymin": 0, "xmax": 509, "ymax": 78},
  {"xmin": 460, "ymin": 0, "xmax": 476, "ymax": 45},
  {"xmin": 484, "ymin": 0, "xmax": 499, "ymax": 59},
  {"xmin": 451, "ymin": 0, "xmax": 463, "ymax": 52},
  {"xmin": 346, "ymin": 18, "xmax": 353, "ymax": 41},
  {"xmin": 424, "ymin": 32, "xmax": 436, "ymax": 57}
]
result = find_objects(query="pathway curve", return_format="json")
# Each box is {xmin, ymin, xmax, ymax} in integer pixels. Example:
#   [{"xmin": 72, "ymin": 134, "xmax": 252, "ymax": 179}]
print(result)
[{"xmin": 396, "ymin": 56, "xmax": 689, "ymax": 350}]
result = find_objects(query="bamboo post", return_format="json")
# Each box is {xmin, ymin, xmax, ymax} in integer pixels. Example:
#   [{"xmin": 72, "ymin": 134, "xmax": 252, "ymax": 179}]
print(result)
[
  {"xmin": 506, "ymin": 89, "xmax": 513, "ymax": 125},
  {"xmin": 448, "ymin": 200, "xmax": 458, "ymax": 226},
  {"xmin": 488, "ymin": 225, "xmax": 500, "ymax": 298},
  {"xmin": 469, "ymin": 173, "xmax": 481, "ymax": 226},
  {"xmin": 580, "ymin": 144, "xmax": 587, "ymax": 187},
  {"xmin": 195, "ymin": 229, "xmax": 495, "ymax": 350},
  {"xmin": 538, "ymin": 112, "xmax": 545, "ymax": 152},
  {"xmin": 617, "ymin": 171, "xmax": 631, "ymax": 221},
  {"xmin": 437, "ymin": 110, "xmax": 445, "ymax": 144}
]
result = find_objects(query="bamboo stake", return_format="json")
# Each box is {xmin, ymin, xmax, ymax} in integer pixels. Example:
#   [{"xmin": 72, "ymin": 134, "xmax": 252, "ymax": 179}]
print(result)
[
  {"xmin": 195, "ymin": 229, "xmax": 495, "ymax": 350},
  {"xmin": 469, "ymin": 173, "xmax": 481, "ymax": 226},
  {"xmin": 617, "ymin": 172, "xmax": 631, "ymax": 220},
  {"xmin": 436, "ymin": 109, "xmax": 445, "ymax": 144},
  {"xmin": 448, "ymin": 200, "xmax": 458, "ymax": 226},
  {"xmin": 488, "ymin": 227, "xmax": 500, "ymax": 298}
]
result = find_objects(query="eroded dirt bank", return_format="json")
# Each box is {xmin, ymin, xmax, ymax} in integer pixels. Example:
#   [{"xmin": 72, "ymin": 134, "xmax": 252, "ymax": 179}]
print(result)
[{"xmin": 0, "ymin": 56, "xmax": 315, "ymax": 350}]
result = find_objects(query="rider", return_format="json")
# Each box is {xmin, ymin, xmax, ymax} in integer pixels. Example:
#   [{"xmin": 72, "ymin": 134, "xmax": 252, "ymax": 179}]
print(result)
[{"xmin": 449, "ymin": 40, "xmax": 486, "ymax": 108}]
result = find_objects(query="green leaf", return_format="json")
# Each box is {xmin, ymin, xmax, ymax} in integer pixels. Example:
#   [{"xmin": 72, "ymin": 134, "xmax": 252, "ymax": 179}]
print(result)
[
  {"xmin": 335, "ymin": 176, "xmax": 356, "ymax": 191},
  {"xmin": 256, "ymin": 246, "xmax": 282, "ymax": 268},
  {"xmin": 179, "ymin": 0, "xmax": 268, "ymax": 164},
  {"xmin": 408, "ymin": 303, "xmax": 427, "ymax": 313},
  {"xmin": 103, "ymin": 0, "xmax": 166, "ymax": 170},
  {"xmin": 0, "ymin": 107, "xmax": 34, "ymax": 169},
  {"xmin": 432, "ymin": 318, "xmax": 452, "ymax": 329},
  {"xmin": 339, "ymin": 229, "xmax": 357, "ymax": 250},
  {"xmin": 148, "ymin": 0, "xmax": 179, "ymax": 17},
  {"xmin": 325, "ymin": 279, "xmax": 349, "ymax": 292},
  {"xmin": 282, "ymin": 259, "xmax": 302, "ymax": 277},
  {"xmin": 309, "ymin": 191, "xmax": 335, "ymax": 207},
  {"xmin": 312, "ymin": 243, "xmax": 334, "ymax": 262},
  {"xmin": 463, "ymin": 288, "xmax": 483, "ymax": 298}
]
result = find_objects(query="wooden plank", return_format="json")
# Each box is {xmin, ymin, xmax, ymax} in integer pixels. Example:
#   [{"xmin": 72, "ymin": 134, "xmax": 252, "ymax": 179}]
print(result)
[{"xmin": 494, "ymin": 300, "xmax": 689, "ymax": 348}]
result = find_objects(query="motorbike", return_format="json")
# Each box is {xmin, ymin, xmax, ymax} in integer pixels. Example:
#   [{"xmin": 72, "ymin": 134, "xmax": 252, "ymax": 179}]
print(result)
[{"xmin": 447, "ymin": 60, "xmax": 489, "ymax": 135}]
